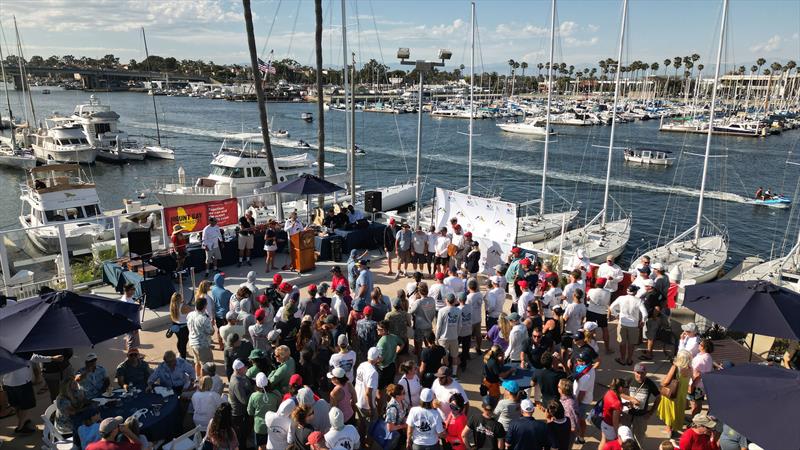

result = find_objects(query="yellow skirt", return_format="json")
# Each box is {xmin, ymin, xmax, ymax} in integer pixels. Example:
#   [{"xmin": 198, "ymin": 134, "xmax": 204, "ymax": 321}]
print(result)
[{"xmin": 657, "ymin": 374, "xmax": 690, "ymax": 431}]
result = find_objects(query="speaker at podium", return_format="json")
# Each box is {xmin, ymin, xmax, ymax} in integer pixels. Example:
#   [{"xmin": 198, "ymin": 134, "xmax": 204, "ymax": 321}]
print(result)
[{"xmin": 291, "ymin": 230, "xmax": 316, "ymax": 272}]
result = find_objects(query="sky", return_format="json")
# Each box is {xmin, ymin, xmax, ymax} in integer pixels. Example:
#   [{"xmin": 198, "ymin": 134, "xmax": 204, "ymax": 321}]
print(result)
[{"xmin": 1, "ymin": 0, "xmax": 799, "ymax": 73}]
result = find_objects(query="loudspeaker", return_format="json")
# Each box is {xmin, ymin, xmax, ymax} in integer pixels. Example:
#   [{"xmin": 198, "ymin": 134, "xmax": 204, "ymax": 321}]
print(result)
[
  {"xmin": 364, "ymin": 190, "xmax": 382, "ymax": 212},
  {"xmin": 128, "ymin": 229, "xmax": 152, "ymax": 258}
]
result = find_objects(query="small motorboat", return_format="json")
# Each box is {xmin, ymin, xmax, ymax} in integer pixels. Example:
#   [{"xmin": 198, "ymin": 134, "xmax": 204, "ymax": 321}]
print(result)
[
  {"xmin": 750, "ymin": 195, "xmax": 792, "ymax": 209},
  {"xmin": 301, "ymin": 112, "xmax": 313, "ymax": 123}
]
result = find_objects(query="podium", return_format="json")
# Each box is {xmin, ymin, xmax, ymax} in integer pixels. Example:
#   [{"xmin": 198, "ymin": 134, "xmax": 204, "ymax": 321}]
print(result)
[{"xmin": 291, "ymin": 230, "xmax": 316, "ymax": 272}]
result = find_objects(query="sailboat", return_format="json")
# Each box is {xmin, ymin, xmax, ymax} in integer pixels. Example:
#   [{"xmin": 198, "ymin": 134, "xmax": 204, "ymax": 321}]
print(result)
[
  {"xmin": 734, "ymin": 228, "xmax": 800, "ymax": 293},
  {"xmin": 522, "ymin": 0, "xmax": 631, "ymax": 263},
  {"xmin": 628, "ymin": 0, "xmax": 729, "ymax": 284},
  {"xmin": 0, "ymin": 43, "xmax": 35, "ymax": 169},
  {"xmin": 141, "ymin": 28, "xmax": 175, "ymax": 160},
  {"xmin": 516, "ymin": 0, "xmax": 579, "ymax": 244}
]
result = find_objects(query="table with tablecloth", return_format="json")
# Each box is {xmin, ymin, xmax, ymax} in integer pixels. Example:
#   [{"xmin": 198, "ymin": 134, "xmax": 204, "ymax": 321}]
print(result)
[
  {"xmin": 74, "ymin": 391, "xmax": 180, "ymax": 442},
  {"xmin": 333, "ymin": 222, "xmax": 386, "ymax": 252},
  {"xmin": 502, "ymin": 364, "xmax": 535, "ymax": 388},
  {"xmin": 101, "ymin": 261, "xmax": 175, "ymax": 308},
  {"xmin": 315, "ymin": 234, "xmax": 344, "ymax": 261}
]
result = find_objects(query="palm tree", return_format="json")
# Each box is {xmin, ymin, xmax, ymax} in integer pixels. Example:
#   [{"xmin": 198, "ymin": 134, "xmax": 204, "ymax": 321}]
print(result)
[
  {"xmin": 537, "ymin": 62, "xmax": 544, "ymax": 80},
  {"xmin": 520, "ymin": 62, "xmax": 528, "ymax": 91},
  {"xmin": 663, "ymin": 58, "xmax": 671, "ymax": 75},
  {"xmin": 507, "ymin": 59, "xmax": 515, "ymax": 95},
  {"xmin": 756, "ymin": 58, "xmax": 766, "ymax": 74},
  {"xmin": 770, "ymin": 61, "xmax": 782, "ymax": 74},
  {"xmin": 242, "ymin": 0, "xmax": 278, "ymax": 185}
]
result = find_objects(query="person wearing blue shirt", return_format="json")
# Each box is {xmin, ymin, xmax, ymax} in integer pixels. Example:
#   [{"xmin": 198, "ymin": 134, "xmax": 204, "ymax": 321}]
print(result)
[
  {"xmin": 76, "ymin": 353, "xmax": 109, "ymax": 399},
  {"xmin": 147, "ymin": 351, "xmax": 196, "ymax": 395},
  {"xmin": 354, "ymin": 259, "xmax": 374, "ymax": 305},
  {"xmin": 77, "ymin": 408, "xmax": 101, "ymax": 450},
  {"xmin": 506, "ymin": 399, "xmax": 547, "ymax": 450}
]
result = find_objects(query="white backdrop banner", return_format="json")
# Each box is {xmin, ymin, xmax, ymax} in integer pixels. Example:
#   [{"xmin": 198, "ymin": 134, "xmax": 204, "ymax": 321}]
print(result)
[{"xmin": 434, "ymin": 188, "xmax": 518, "ymax": 274}]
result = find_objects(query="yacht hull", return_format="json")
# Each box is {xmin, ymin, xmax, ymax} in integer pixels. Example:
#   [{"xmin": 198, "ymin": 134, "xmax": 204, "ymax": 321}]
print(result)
[
  {"xmin": 526, "ymin": 218, "xmax": 631, "ymax": 264},
  {"xmin": 32, "ymin": 146, "xmax": 97, "ymax": 164},
  {"xmin": 733, "ymin": 254, "xmax": 800, "ymax": 293},
  {"xmin": 0, "ymin": 154, "xmax": 37, "ymax": 169},
  {"xmin": 516, "ymin": 210, "xmax": 580, "ymax": 244},
  {"xmin": 634, "ymin": 235, "xmax": 727, "ymax": 284}
]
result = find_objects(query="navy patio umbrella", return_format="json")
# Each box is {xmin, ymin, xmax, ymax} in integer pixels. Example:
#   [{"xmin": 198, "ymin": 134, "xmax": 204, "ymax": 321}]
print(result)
[
  {"xmin": 0, "ymin": 290, "xmax": 141, "ymax": 353},
  {"xmin": 269, "ymin": 173, "xmax": 345, "ymax": 223},
  {"xmin": 0, "ymin": 346, "xmax": 28, "ymax": 375},
  {"xmin": 703, "ymin": 363, "xmax": 800, "ymax": 450}
]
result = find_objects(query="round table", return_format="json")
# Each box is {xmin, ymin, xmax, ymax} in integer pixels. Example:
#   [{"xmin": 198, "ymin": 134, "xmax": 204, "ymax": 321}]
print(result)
[{"xmin": 74, "ymin": 391, "xmax": 180, "ymax": 442}]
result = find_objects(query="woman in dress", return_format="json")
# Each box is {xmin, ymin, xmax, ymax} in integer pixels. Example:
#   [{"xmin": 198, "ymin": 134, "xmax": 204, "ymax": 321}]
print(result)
[
  {"xmin": 169, "ymin": 292, "xmax": 191, "ymax": 359},
  {"xmin": 657, "ymin": 350, "xmax": 692, "ymax": 437},
  {"xmin": 263, "ymin": 219, "xmax": 278, "ymax": 272}
]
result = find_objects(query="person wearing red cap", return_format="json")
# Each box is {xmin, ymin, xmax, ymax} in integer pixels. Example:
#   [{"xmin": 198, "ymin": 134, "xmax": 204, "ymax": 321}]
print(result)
[
  {"xmin": 306, "ymin": 430, "xmax": 328, "ymax": 450},
  {"xmin": 383, "ymin": 218, "xmax": 398, "ymax": 276},
  {"xmin": 301, "ymin": 285, "xmax": 322, "ymax": 318},
  {"xmin": 516, "ymin": 280, "xmax": 535, "ymax": 319},
  {"xmin": 355, "ymin": 306, "xmax": 379, "ymax": 363}
]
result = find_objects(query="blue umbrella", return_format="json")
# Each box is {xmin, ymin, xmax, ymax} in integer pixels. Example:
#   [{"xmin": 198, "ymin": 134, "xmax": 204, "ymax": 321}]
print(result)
[
  {"xmin": 683, "ymin": 280, "xmax": 800, "ymax": 341},
  {"xmin": 0, "ymin": 291, "xmax": 141, "ymax": 353},
  {"xmin": 703, "ymin": 364, "xmax": 800, "ymax": 450},
  {"xmin": 0, "ymin": 346, "xmax": 27, "ymax": 375}
]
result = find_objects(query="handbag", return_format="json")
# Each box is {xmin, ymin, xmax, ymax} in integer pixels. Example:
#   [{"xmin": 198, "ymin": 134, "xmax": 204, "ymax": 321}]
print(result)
[
  {"xmin": 590, "ymin": 398, "xmax": 605, "ymax": 429},
  {"xmin": 447, "ymin": 244, "xmax": 458, "ymax": 257},
  {"xmin": 660, "ymin": 366, "xmax": 679, "ymax": 399}
]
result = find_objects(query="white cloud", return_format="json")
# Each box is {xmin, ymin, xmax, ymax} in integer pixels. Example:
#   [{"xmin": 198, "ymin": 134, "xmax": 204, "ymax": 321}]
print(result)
[
  {"xmin": 565, "ymin": 37, "xmax": 599, "ymax": 48},
  {"xmin": 750, "ymin": 35, "xmax": 782, "ymax": 53},
  {"xmin": 587, "ymin": 24, "xmax": 600, "ymax": 33},
  {"xmin": 559, "ymin": 21, "xmax": 577, "ymax": 36},
  {"xmin": 429, "ymin": 19, "xmax": 465, "ymax": 36}
]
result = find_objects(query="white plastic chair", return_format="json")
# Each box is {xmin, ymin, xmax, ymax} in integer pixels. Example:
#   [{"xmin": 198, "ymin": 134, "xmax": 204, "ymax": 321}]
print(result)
[
  {"xmin": 162, "ymin": 425, "xmax": 202, "ymax": 450},
  {"xmin": 40, "ymin": 401, "xmax": 73, "ymax": 450}
]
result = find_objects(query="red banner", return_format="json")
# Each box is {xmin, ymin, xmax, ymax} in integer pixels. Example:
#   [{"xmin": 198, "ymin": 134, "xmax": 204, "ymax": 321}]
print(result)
[{"xmin": 164, "ymin": 198, "xmax": 238, "ymax": 233}]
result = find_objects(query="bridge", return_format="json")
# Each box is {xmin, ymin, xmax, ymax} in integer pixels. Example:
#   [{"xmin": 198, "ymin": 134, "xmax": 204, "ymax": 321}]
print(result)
[{"xmin": 2, "ymin": 65, "xmax": 211, "ymax": 91}]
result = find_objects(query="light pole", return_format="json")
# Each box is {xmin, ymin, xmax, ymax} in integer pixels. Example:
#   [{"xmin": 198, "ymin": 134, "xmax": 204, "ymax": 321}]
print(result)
[{"xmin": 398, "ymin": 48, "xmax": 451, "ymax": 227}]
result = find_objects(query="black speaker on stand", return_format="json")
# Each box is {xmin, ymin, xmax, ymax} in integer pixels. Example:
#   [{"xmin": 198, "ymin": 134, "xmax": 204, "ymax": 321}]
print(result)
[
  {"xmin": 127, "ymin": 228, "xmax": 152, "ymax": 317},
  {"xmin": 364, "ymin": 191, "xmax": 382, "ymax": 221}
]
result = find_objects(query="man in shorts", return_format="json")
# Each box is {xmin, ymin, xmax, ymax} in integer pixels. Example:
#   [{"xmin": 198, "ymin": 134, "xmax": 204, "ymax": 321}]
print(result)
[
  {"xmin": 411, "ymin": 225, "xmax": 429, "ymax": 274},
  {"xmin": 237, "ymin": 210, "xmax": 255, "ymax": 267},
  {"xmin": 609, "ymin": 285, "xmax": 648, "ymax": 366},
  {"xmin": 2, "ymin": 354, "xmax": 61, "ymax": 434},
  {"xmin": 201, "ymin": 217, "xmax": 223, "ymax": 277},
  {"xmin": 395, "ymin": 222, "xmax": 413, "ymax": 279},
  {"xmin": 434, "ymin": 293, "xmax": 462, "ymax": 374}
]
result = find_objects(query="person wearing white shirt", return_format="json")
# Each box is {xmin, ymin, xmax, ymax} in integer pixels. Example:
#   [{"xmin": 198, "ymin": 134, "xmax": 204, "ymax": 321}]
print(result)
[
  {"xmin": 572, "ymin": 350, "xmax": 596, "ymax": 444},
  {"xmin": 465, "ymin": 279, "xmax": 484, "ymax": 356},
  {"xmin": 433, "ymin": 228, "xmax": 451, "ymax": 274},
  {"xmin": 484, "ymin": 279, "xmax": 505, "ymax": 330},
  {"xmin": 586, "ymin": 278, "xmax": 613, "ymax": 354},
  {"xmin": 331, "ymin": 286, "xmax": 349, "ymax": 323},
  {"xmin": 191, "ymin": 376, "xmax": 222, "ymax": 429},
  {"xmin": 120, "ymin": 283, "xmax": 141, "ymax": 350},
  {"xmin": 562, "ymin": 270, "xmax": 585, "ymax": 303},
  {"xmin": 516, "ymin": 280, "xmax": 535, "ymax": 319},
  {"xmin": 283, "ymin": 212, "xmax": 304, "ymax": 271},
  {"xmin": 264, "ymin": 401, "xmax": 293, "ymax": 450},
  {"xmin": 329, "ymin": 334, "xmax": 358, "ymax": 381},
  {"xmin": 429, "ymin": 274, "xmax": 453, "ymax": 313},
  {"xmin": 597, "ymin": 255, "xmax": 624, "ymax": 293},
  {"xmin": 504, "ymin": 313, "xmax": 527, "ymax": 364},
  {"xmin": 426, "ymin": 225, "xmax": 438, "ymax": 276},
  {"xmin": 325, "ymin": 407, "xmax": 360, "ymax": 450},
  {"xmin": 569, "ymin": 248, "xmax": 591, "ymax": 275},
  {"xmin": 444, "ymin": 268, "xmax": 464, "ymax": 296},
  {"xmin": 609, "ymin": 285, "xmax": 648, "ymax": 366},
  {"xmin": 355, "ymin": 347, "xmax": 381, "ymax": 422},
  {"xmin": 678, "ymin": 322, "xmax": 702, "ymax": 357},
  {"xmin": 431, "ymin": 367, "xmax": 469, "ymax": 419},
  {"xmin": 201, "ymin": 217, "xmax": 223, "ymax": 277},
  {"xmin": 2, "ymin": 353, "xmax": 59, "ymax": 433},
  {"xmin": 435, "ymin": 294, "xmax": 462, "ymax": 373},
  {"xmin": 631, "ymin": 269, "xmax": 651, "ymax": 298},
  {"xmin": 406, "ymin": 388, "xmax": 444, "ymax": 448},
  {"xmin": 631, "ymin": 255, "xmax": 655, "ymax": 279},
  {"xmin": 490, "ymin": 264, "xmax": 508, "ymax": 293},
  {"xmin": 539, "ymin": 278, "xmax": 562, "ymax": 319},
  {"xmin": 563, "ymin": 289, "xmax": 587, "ymax": 335}
]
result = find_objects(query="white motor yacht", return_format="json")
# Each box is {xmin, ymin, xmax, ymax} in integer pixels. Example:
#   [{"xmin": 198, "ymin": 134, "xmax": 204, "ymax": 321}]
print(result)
[
  {"xmin": 30, "ymin": 121, "xmax": 97, "ymax": 164},
  {"xmin": 623, "ymin": 148, "xmax": 674, "ymax": 166},
  {"xmin": 496, "ymin": 117, "xmax": 555, "ymax": 136},
  {"xmin": 19, "ymin": 164, "xmax": 110, "ymax": 253},
  {"xmin": 69, "ymin": 95, "xmax": 145, "ymax": 161},
  {"xmin": 0, "ymin": 138, "xmax": 36, "ymax": 169}
]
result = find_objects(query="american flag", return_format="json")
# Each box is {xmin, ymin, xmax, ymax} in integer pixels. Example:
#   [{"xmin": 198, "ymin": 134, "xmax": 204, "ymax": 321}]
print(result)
[{"xmin": 257, "ymin": 58, "xmax": 276, "ymax": 75}]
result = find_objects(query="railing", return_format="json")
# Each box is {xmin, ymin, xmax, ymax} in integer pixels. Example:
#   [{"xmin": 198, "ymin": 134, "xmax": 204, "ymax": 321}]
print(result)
[{"xmin": 2, "ymin": 277, "xmax": 64, "ymax": 300}]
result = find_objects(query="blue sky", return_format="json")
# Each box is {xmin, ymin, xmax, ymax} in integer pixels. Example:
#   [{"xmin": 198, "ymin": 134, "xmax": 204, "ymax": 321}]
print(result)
[{"xmin": 1, "ymin": 0, "xmax": 798, "ymax": 73}]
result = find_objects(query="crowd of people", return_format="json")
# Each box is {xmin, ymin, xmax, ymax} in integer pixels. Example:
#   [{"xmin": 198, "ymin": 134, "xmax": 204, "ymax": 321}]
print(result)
[{"xmin": 3, "ymin": 217, "xmax": 787, "ymax": 450}]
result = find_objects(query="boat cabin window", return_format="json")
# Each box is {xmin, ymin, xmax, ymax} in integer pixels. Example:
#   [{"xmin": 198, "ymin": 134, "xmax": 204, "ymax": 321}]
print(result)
[
  {"xmin": 251, "ymin": 167, "xmax": 266, "ymax": 177},
  {"xmin": 210, "ymin": 167, "xmax": 244, "ymax": 178},
  {"xmin": 95, "ymin": 123, "xmax": 111, "ymax": 135},
  {"xmin": 84, "ymin": 204, "xmax": 101, "ymax": 217}
]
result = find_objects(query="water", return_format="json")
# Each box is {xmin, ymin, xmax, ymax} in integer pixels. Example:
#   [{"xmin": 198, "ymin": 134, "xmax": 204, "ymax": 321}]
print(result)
[{"xmin": 2, "ymin": 88, "xmax": 799, "ymax": 269}]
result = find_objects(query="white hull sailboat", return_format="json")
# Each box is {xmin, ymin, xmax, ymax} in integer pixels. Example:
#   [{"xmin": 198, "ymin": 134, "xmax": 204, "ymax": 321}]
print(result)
[
  {"xmin": 630, "ymin": 0, "xmax": 730, "ymax": 285},
  {"xmin": 141, "ymin": 28, "xmax": 176, "ymax": 161}
]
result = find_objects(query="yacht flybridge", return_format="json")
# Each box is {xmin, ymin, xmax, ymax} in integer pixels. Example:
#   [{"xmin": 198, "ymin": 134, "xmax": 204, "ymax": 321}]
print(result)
[
  {"xmin": 19, "ymin": 164, "xmax": 110, "ymax": 252},
  {"xmin": 68, "ymin": 95, "xmax": 146, "ymax": 162},
  {"xmin": 30, "ymin": 121, "xmax": 97, "ymax": 164}
]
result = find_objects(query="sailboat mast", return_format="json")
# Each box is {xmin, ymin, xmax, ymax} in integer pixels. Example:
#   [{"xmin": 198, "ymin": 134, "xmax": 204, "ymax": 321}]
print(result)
[
  {"xmin": 141, "ymin": 28, "xmax": 162, "ymax": 146},
  {"xmin": 13, "ymin": 16, "xmax": 35, "ymax": 127},
  {"xmin": 350, "ymin": 53, "xmax": 356, "ymax": 199},
  {"xmin": 694, "ymin": 0, "xmax": 728, "ymax": 243},
  {"xmin": 601, "ymin": 0, "xmax": 627, "ymax": 227},
  {"xmin": 341, "ymin": 0, "xmax": 354, "ymax": 200},
  {"xmin": 467, "ymin": 1, "xmax": 475, "ymax": 195},
  {"xmin": 540, "ymin": 0, "xmax": 556, "ymax": 216},
  {"xmin": 0, "ymin": 42, "xmax": 17, "ymax": 149}
]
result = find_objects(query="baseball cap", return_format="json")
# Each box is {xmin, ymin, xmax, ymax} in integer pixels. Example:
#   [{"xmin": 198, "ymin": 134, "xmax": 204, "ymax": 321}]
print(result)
[
  {"xmin": 692, "ymin": 413, "xmax": 718, "ymax": 429},
  {"xmin": 308, "ymin": 284, "xmax": 318, "ymax": 292},
  {"xmin": 335, "ymin": 284, "xmax": 346, "ymax": 293},
  {"xmin": 232, "ymin": 359, "xmax": 245, "ymax": 371},
  {"xmin": 324, "ymin": 314, "xmax": 337, "ymax": 325},
  {"xmin": 493, "ymin": 264, "xmax": 503, "ymax": 272},
  {"xmin": 267, "ymin": 329, "xmax": 281, "ymax": 341},
  {"xmin": 279, "ymin": 282, "xmax": 292, "ymax": 292},
  {"xmin": 633, "ymin": 363, "xmax": 647, "ymax": 373},
  {"xmin": 652, "ymin": 262, "xmax": 664, "ymax": 271},
  {"xmin": 367, "ymin": 347, "xmax": 382, "ymax": 361},
  {"xmin": 520, "ymin": 258, "xmax": 531, "ymax": 266},
  {"xmin": 337, "ymin": 334, "xmax": 349, "ymax": 347},
  {"xmin": 273, "ymin": 274, "xmax": 283, "ymax": 284},
  {"xmin": 435, "ymin": 272, "xmax": 445, "ymax": 280},
  {"xmin": 330, "ymin": 266, "xmax": 341, "ymax": 273},
  {"xmin": 606, "ymin": 254, "xmax": 614, "ymax": 261},
  {"xmin": 389, "ymin": 218, "xmax": 396, "ymax": 225},
  {"xmin": 289, "ymin": 374, "xmax": 303, "ymax": 386},
  {"xmin": 226, "ymin": 311, "xmax": 237, "ymax": 320},
  {"xmin": 255, "ymin": 372, "xmax": 268, "ymax": 388},
  {"xmin": 256, "ymin": 294, "xmax": 268, "ymax": 305},
  {"xmin": 358, "ymin": 259, "xmax": 370, "ymax": 266},
  {"xmin": 517, "ymin": 280, "xmax": 528, "ymax": 289},
  {"xmin": 520, "ymin": 399, "xmax": 535, "ymax": 413},
  {"xmin": 627, "ymin": 284, "xmax": 640, "ymax": 293},
  {"xmin": 255, "ymin": 308, "xmax": 266, "ymax": 321},
  {"xmin": 501, "ymin": 380, "xmax": 519, "ymax": 394},
  {"xmin": 249, "ymin": 349, "xmax": 265, "ymax": 360},
  {"xmin": 582, "ymin": 321, "xmax": 598, "ymax": 332},
  {"xmin": 436, "ymin": 366, "xmax": 452, "ymax": 378},
  {"xmin": 576, "ymin": 349, "xmax": 595, "ymax": 363},
  {"xmin": 618, "ymin": 425, "xmax": 634, "ymax": 442},
  {"xmin": 98, "ymin": 416, "xmax": 124, "ymax": 434},
  {"xmin": 511, "ymin": 247, "xmax": 521, "ymax": 254},
  {"xmin": 401, "ymin": 222, "xmax": 410, "ymax": 228},
  {"xmin": 464, "ymin": 231, "xmax": 472, "ymax": 238},
  {"xmin": 643, "ymin": 279, "xmax": 654, "ymax": 288},
  {"xmin": 363, "ymin": 305, "xmax": 374, "ymax": 316},
  {"xmin": 420, "ymin": 388, "xmax": 434, "ymax": 403},
  {"xmin": 682, "ymin": 323, "xmax": 698, "ymax": 333},
  {"xmin": 85, "ymin": 353, "xmax": 98, "ymax": 362},
  {"xmin": 302, "ymin": 314, "xmax": 313, "ymax": 323},
  {"xmin": 307, "ymin": 431, "xmax": 325, "ymax": 446},
  {"xmin": 327, "ymin": 367, "xmax": 346, "ymax": 379},
  {"xmin": 508, "ymin": 312, "xmax": 521, "ymax": 322}
]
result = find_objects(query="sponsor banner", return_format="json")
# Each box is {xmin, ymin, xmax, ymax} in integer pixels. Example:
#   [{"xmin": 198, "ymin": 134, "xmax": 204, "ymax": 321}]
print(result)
[
  {"xmin": 434, "ymin": 188, "xmax": 518, "ymax": 274},
  {"xmin": 164, "ymin": 198, "xmax": 238, "ymax": 233}
]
